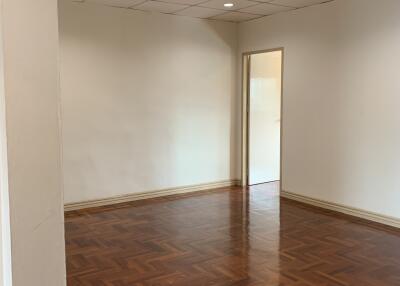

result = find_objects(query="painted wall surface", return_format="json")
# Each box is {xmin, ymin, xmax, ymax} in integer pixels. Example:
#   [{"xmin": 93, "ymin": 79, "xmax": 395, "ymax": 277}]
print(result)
[
  {"xmin": 249, "ymin": 51, "xmax": 281, "ymax": 185},
  {"xmin": 2, "ymin": 0, "xmax": 66, "ymax": 285},
  {"xmin": 59, "ymin": 0, "xmax": 238, "ymax": 204},
  {"xmin": 0, "ymin": 1, "xmax": 12, "ymax": 284},
  {"xmin": 239, "ymin": 0, "xmax": 400, "ymax": 218}
]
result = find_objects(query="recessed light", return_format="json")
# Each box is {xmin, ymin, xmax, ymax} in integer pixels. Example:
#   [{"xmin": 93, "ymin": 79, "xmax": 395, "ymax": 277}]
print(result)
[{"xmin": 224, "ymin": 3, "xmax": 234, "ymax": 7}]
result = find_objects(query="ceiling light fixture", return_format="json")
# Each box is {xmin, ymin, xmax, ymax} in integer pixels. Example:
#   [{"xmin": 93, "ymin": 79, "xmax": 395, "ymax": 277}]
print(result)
[{"xmin": 224, "ymin": 3, "xmax": 234, "ymax": 7}]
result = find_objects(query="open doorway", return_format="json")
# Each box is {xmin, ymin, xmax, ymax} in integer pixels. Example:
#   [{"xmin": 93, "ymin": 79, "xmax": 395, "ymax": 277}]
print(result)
[{"xmin": 241, "ymin": 48, "xmax": 283, "ymax": 187}]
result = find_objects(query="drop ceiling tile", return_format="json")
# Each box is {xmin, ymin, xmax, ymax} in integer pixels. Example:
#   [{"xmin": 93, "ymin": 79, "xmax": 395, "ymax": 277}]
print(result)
[
  {"xmin": 240, "ymin": 3, "xmax": 293, "ymax": 15},
  {"xmin": 175, "ymin": 6, "xmax": 225, "ymax": 18},
  {"xmin": 74, "ymin": 0, "xmax": 333, "ymax": 22},
  {"xmin": 267, "ymin": 0, "xmax": 328, "ymax": 8},
  {"xmin": 200, "ymin": 0, "xmax": 258, "ymax": 11},
  {"xmin": 211, "ymin": 11, "xmax": 261, "ymax": 22},
  {"xmin": 86, "ymin": 0, "xmax": 145, "ymax": 8},
  {"xmin": 133, "ymin": 1, "xmax": 189, "ymax": 13},
  {"xmin": 159, "ymin": 0, "xmax": 208, "ymax": 5}
]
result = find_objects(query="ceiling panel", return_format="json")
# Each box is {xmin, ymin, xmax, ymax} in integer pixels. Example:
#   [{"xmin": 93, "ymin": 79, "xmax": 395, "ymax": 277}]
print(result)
[
  {"xmin": 176, "ymin": 6, "xmax": 225, "ymax": 18},
  {"xmin": 133, "ymin": 0, "xmax": 188, "ymax": 13},
  {"xmin": 211, "ymin": 11, "xmax": 261, "ymax": 22},
  {"xmin": 159, "ymin": 0, "xmax": 208, "ymax": 5},
  {"xmin": 240, "ymin": 3, "xmax": 293, "ymax": 15},
  {"xmin": 72, "ymin": 0, "xmax": 335, "ymax": 22},
  {"xmin": 86, "ymin": 0, "xmax": 145, "ymax": 8},
  {"xmin": 200, "ymin": 0, "xmax": 258, "ymax": 11},
  {"xmin": 267, "ymin": 0, "xmax": 328, "ymax": 8}
]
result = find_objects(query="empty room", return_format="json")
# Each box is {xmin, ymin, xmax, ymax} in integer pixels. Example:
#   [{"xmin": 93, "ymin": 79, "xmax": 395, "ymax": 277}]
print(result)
[{"xmin": 1, "ymin": 0, "xmax": 400, "ymax": 285}]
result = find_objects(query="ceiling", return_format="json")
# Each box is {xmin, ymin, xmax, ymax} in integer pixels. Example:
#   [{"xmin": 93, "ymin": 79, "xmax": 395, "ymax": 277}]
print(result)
[{"xmin": 72, "ymin": 0, "xmax": 334, "ymax": 23}]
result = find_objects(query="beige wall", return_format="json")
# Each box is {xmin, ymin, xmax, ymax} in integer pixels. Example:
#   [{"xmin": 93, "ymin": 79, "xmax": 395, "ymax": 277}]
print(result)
[
  {"xmin": 2, "ymin": 0, "xmax": 66, "ymax": 285},
  {"xmin": 59, "ymin": 0, "xmax": 238, "ymax": 204},
  {"xmin": 239, "ymin": 0, "xmax": 400, "ymax": 219}
]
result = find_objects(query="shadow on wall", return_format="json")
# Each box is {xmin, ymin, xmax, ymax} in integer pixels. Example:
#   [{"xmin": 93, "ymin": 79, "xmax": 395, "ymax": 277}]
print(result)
[{"xmin": 206, "ymin": 20, "xmax": 241, "ymax": 183}]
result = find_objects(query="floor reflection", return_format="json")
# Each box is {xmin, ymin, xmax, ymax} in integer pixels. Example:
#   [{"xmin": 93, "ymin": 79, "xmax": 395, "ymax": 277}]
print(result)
[{"xmin": 65, "ymin": 182, "xmax": 400, "ymax": 286}]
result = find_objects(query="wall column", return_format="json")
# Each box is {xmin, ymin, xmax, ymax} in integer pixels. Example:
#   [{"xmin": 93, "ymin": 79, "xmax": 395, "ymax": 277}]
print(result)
[{"xmin": 1, "ymin": 0, "xmax": 66, "ymax": 285}]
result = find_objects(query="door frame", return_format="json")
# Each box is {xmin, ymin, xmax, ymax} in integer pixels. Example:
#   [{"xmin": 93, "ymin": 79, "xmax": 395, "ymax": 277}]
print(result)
[{"xmin": 241, "ymin": 47, "xmax": 284, "ymax": 191}]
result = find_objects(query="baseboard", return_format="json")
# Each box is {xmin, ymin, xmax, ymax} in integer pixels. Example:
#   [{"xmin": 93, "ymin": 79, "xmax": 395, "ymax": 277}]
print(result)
[
  {"xmin": 64, "ymin": 179, "xmax": 241, "ymax": 211},
  {"xmin": 281, "ymin": 190, "xmax": 400, "ymax": 229}
]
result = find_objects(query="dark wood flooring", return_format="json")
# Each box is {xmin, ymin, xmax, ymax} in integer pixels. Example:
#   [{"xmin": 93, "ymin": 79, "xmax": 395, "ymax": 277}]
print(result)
[{"xmin": 65, "ymin": 182, "xmax": 400, "ymax": 285}]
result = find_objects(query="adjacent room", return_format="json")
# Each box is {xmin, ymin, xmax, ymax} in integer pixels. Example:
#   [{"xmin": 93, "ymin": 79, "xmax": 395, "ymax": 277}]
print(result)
[{"xmin": 1, "ymin": 0, "xmax": 400, "ymax": 285}]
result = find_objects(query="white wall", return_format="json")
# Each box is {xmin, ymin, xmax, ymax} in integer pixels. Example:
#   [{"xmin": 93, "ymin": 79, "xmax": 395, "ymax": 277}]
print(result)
[
  {"xmin": 239, "ymin": 0, "xmax": 400, "ymax": 219},
  {"xmin": 2, "ymin": 0, "xmax": 66, "ymax": 285},
  {"xmin": 59, "ymin": 0, "xmax": 238, "ymax": 204}
]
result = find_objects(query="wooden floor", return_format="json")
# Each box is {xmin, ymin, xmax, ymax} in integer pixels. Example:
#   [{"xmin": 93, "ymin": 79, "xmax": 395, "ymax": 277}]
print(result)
[{"xmin": 65, "ymin": 182, "xmax": 400, "ymax": 286}]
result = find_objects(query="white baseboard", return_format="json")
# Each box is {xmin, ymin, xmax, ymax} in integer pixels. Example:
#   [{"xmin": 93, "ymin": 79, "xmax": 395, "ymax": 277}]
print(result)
[
  {"xmin": 281, "ymin": 190, "xmax": 400, "ymax": 229},
  {"xmin": 64, "ymin": 179, "xmax": 241, "ymax": 211}
]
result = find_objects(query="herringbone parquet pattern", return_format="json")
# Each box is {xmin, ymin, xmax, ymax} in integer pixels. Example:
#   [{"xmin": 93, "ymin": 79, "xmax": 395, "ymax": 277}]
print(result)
[{"xmin": 65, "ymin": 183, "xmax": 400, "ymax": 285}]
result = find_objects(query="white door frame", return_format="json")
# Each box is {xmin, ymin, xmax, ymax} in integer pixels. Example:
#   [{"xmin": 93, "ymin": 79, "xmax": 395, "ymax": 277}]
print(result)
[{"xmin": 241, "ymin": 47, "xmax": 284, "ymax": 191}]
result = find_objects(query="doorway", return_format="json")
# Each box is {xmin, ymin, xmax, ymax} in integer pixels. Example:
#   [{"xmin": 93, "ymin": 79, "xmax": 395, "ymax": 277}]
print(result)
[{"xmin": 242, "ymin": 48, "xmax": 283, "ymax": 187}]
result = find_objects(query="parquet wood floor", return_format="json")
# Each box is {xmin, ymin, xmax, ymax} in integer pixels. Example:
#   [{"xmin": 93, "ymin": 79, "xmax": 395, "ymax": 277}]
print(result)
[{"xmin": 65, "ymin": 182, "xmax": 400, "ymax": 285}]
